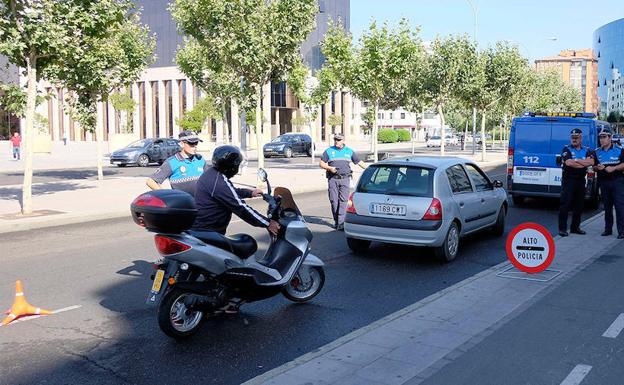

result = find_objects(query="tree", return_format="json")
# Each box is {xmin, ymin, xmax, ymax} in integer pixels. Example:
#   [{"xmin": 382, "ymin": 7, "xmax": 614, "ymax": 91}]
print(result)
[
  {"xmin": 45, "ymin": 4, "xmax": 155, "ymax": 181},
  {"xmin": 177, "ymin": 96, "xmax": 220, "ymax": 133},
  {"xmin": 425, "ymin": 35, "xmax": 477, "ymax": 156},
  {"xmin": 0, "ymin": 0, "xmax": 134, "ymax": 214},
  {"xmin": 109, "ymin": 91, "xmax": 136, "ymax": 134},
  {"xmin": 525, "ymin": 69, "xmax": 582, "ymax": 112},
  {"xmin": 172, "ymin": 0, "xmax": 318, "ymax": 171},
  {"xmin": 291, "ymin": 114, "xmax": 308, "ymax": 132}
]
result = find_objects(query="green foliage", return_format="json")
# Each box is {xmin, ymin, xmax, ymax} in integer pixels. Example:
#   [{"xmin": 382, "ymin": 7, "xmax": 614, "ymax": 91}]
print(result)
[
  {"xmin": 607, "ymin": 111, "xmax": 621, "ymax": 123},
  {"xmin": 177, "ymin": 97, "xmax": 219, "ymax": 133},
  {"xmin": 378, "ymin": 128, "xmax": 398, "ymax": 143},
  {"xmin": 291, "ymin": 114, "xmax": 308, "ymax": 129},
  {"xmin": 109, "ymin": 91, "xmax": 136, "ymax": 113},
  {"xmin": 327, "ymin": 114, "xmax": 343, "ymax": 127},
  {"xmin": 396, "ymin": 129, "xmax": 411, "ymax": 142},
  {"xmin": 524, "ymin": 69, "xmax": 582, "ymax": 113},
  {"xmin": 362, "ymin": 108, "xmax": 375, "ymax": 130},
  {"xmin": 0, "ymin": 83, "xmax": 48, "ymax": 117}
]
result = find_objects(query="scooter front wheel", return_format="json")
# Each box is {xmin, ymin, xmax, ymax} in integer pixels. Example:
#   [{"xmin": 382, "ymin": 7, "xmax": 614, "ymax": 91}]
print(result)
[
  {"xmin": 157, "ymin": 288, "xmax": 204, "ymax": 339},
  {"xmin": 282, "ymin": 266, "xmax": 325, "ymax": 303}
]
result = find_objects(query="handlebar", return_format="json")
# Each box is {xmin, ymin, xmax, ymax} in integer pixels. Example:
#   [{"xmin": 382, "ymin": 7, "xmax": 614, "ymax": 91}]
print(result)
[{"xmin": 262, "ymin": 193, "xmax": 281, "ymax": 220}]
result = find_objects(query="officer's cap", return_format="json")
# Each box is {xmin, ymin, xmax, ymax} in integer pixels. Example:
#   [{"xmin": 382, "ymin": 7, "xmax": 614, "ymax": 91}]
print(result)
[
  {"xmin": 179, "ymin": 130, "xmax": 203, "ymax": 143},
  {"xmin": 570, "ymin": 128, "xmax": 582, "ymax": 137},
  {"xmin": 333, "ymin": 133, "xmax": 345, "ymax": 141},
  {"xmin": 599, "ymin": 127, "xmax": 612, "ymax": 137}
]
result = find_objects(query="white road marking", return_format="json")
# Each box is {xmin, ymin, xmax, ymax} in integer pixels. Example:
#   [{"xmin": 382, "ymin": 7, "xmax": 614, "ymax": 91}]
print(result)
[
  {"xmin": 0, "ymin": 305, "xmax": 82, "ymax": 327},
  {"xmin": 560, "ymin": 364, "xmax": 592, "ymax": 385},
  {"xmin": 602, "ymin": 313, "xmax": 624, "ymax": 338}
]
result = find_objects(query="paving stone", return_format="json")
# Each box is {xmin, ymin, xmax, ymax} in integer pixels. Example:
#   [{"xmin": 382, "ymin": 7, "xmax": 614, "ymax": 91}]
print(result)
[
  {"xmin": 326, "ymin": 341, "xmax": 392, "ymax": 366},
  {"xmin": 356, "ymin": 357, "xmax": 425, "ymax": 385},
  {"xmin": 385, "ymin": 341, "xmax": 451, "ymax": 371},
  {"xmin": 357, "ymin": 328, "xmax": 418, "ymax": 349},
  {"xmin": 286, "ymin": 357, "xmax": 360, "ymax": 383}
]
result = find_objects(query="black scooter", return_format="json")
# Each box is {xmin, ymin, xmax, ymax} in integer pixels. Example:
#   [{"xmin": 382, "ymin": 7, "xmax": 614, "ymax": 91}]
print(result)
[{"xmin": 131, "ymin": 168, "xmax": 325, "ymax": 339}]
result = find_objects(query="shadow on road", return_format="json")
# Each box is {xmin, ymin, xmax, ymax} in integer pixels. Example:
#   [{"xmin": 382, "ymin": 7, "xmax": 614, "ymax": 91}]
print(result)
[{"xmin": 0, "ymin": 182, "xmax": 94, "ymax": 209}]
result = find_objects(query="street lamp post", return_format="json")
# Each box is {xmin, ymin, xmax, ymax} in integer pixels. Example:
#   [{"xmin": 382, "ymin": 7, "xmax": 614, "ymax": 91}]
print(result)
[{"xmin": 466, "ymin": 0, "xmax": 478, "ymax": 156}]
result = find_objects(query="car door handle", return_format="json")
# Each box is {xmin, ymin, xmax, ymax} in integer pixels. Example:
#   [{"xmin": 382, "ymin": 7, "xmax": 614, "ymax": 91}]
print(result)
[
  {"xmin": 459, "ymin": 202, "xmax": 465, "ymax": 207},
  {"xmin": 480, "ymin": 198, "xmax": 485, "ymax": 203}
]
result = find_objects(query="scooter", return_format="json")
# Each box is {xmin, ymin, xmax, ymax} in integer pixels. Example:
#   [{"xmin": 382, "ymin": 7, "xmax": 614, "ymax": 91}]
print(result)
[{"xmin": 130, "ymin": 168, "xmax": 325, "ymax": 339}]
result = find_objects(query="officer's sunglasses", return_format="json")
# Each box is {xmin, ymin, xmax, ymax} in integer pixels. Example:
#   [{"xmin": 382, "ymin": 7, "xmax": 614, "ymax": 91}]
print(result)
[{"xmin": 183, "ymin": 141, "xmax": 198, "ymax": 147}]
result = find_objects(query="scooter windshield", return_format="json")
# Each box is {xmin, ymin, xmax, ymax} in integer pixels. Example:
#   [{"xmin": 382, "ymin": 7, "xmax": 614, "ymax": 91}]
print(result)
[{"xmin": 273, "ymin": 187, "xmax": 301, "ymax": 216}]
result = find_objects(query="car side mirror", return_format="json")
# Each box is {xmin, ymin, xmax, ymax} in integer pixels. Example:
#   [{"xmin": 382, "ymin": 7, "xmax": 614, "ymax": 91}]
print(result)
[
  {"xmin": 493, "ymin": 180, "xmax": 503, "ymax": 188},
  {"xmin": 555, "ymin": 155, "xmax": 562, "ymax": 166}
]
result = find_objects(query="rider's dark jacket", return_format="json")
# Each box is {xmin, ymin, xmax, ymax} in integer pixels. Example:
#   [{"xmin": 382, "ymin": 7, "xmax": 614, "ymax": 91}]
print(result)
[{"xmin": 192, "ymin": 167, "xmax": 270, "ymax": 234}]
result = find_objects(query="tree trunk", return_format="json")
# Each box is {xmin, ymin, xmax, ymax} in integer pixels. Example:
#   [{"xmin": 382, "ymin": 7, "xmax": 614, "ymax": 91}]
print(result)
[
  {"xmin": 437, "ymin": 104, "xmax": 446, "ymax": 156},
  {"xmin": 96, "ymin": 137, "xmax": 104, "ymax": 181},
  {"xmin": 256, "ymin": 89, "xmax": 264, "ymax": 171},
  {"xmin": 464, "ymin": 118, "xmax": 468, "ymax": 151},
  {"xmin": 373, "ymin": 103, "xmax": 379, "ymax": 162},
  {"xmin": 22, "ymin": 51, "xmax": 37, "ymax": 215},
  {"xmin": 481, "ymin": 110, "xmax": 487, "ymax": 162},
  {"xmin": 222, "ymin": 102, "xmax": 230, "ymax": 144}
]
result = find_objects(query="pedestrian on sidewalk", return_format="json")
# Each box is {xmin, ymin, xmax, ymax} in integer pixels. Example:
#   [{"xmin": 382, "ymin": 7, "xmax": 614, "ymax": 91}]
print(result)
[
  {"xmin": 592, "ymin": 127, "xmax": 624, "ymax": 239},
  {"xmin": 319, "ymin": 133, "xmax": 367, "ymax": 230},
  {"xmin": 146, "ymin": 130, "xmax": 209, "ymax": 197},
  {"xmin": 62, "ymin": 131, "xmax": 68, "ymax": 146},
  {"xmin": 558, "ymin": 128, "xmax": 594, "ymax": 237},
  {"xmin": 9, "ymin": 132, "xmax": 21, "ymax": 160}
]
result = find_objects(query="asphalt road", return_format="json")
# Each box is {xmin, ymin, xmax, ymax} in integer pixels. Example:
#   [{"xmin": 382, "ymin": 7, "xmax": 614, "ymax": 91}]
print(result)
[
  {"xmin": 0, "ymin": 167, "xmax": 600, "ymax": 385},
  {"xmin": 0, "ymin": 145, "xmax": 480, "ymax": 186}
]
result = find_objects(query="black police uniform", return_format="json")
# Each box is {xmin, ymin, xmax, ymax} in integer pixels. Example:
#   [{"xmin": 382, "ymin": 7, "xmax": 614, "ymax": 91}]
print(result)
[
  {"xmin": 558, "ymin": 130, "xmax": 592, "ymax": 234},
  {"xmin": 593, "ymin": 132, "xmax": 624, "ymax": 237}
]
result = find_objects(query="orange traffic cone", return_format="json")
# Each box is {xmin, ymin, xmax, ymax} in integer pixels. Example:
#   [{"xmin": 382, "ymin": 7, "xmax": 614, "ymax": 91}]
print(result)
[{"xmin": 2, "ymin": 280, "xmax": 51, "ymax": 325}]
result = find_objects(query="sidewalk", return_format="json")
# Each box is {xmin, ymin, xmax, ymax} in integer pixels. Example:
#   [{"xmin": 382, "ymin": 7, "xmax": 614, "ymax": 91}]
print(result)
[
  {"xmin": 0, "ymin": 145, "xmax": 506, "ymax": 234},
  {"xmin": 243, "ymin": 212, "xmax": 621, "ymax": 385}
]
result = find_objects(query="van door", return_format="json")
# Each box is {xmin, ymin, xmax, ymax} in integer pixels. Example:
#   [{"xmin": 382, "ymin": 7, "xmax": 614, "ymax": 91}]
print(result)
[
  {"xmin": 549, "ymin": 121, "xmax": 591, "ymax": 194},
  {"xmin": 512, "ymin": 120, "xmax": 551, "ymax": 193}
]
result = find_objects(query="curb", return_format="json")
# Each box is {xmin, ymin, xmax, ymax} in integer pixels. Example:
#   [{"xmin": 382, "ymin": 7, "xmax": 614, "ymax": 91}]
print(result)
[{"xmin": 241, "ymin": 210, "xmax": 607, "ymax": 385}]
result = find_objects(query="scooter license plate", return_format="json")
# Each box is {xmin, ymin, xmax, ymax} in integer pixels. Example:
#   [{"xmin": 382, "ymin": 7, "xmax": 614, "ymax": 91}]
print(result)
[{"xmin": 151, "ymin": 269, "xmax": 165, "ymax": 293}]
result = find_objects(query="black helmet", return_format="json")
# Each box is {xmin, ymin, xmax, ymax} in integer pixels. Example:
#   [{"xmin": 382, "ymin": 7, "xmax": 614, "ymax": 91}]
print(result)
[{"xmin": 212, "ymin": 145, "xmax": 243, "ymax": 178}]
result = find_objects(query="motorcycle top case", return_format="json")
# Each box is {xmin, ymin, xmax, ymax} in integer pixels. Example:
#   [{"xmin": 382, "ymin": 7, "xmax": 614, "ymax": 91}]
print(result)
[{"xmin": 131, "ymin": 189, "xmax": 197, "ymax": 233}]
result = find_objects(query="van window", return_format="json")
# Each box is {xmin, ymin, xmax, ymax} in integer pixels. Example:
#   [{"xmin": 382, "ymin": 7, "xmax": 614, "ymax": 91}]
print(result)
[
  {"xmin": 446, "ymin": 165, "xmax": 473, "ymax": 194},
  {"xmin": 358, "ymin": 165, "xmax": 433, "ymax": 197}
]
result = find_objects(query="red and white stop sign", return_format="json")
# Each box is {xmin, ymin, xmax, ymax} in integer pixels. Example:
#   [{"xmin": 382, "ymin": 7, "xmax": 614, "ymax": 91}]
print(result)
[{"xmin": 506, "ymin": 222, "xmax": 555, "ymax": 274}]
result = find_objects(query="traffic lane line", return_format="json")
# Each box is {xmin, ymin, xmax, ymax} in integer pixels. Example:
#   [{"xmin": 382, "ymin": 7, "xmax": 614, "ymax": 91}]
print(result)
[
  {"xmin": 602, "ymin": 313, "xmax": 624, "ymax": 338},
  {"xmin": 0, "ymin": 305, "xmax": 82, "ymax": 327},
  {"xmin": 560, "ymin": 364, "xmax": 592, "ymax": 385}
]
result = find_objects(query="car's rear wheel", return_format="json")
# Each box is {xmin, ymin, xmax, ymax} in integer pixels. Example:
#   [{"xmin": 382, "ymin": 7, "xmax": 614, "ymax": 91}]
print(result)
[
  {"xmin": 284, "ymin": 147, "xmax": 293, "ymax": 158},
  {"xmin": 512, "ymin": 195, "xmax": 525, "ymax": 205},
  {"xmin": 347, "ymin": 237, "xmax": 371, "ymax": 253},
  {"xmin": 138, "ymin": 154, "xmax": 150, "ymax": 167},
  {"xmin": 491, "ymin": 205, "xmax": 506, "ymax": 237},
  {"xmin": 434, "ymin": 222, "xmax": 459, "ymax": 263},
  {"xmin": 307, "ymin": 146, "xmax": 313, "ymax": 157}
]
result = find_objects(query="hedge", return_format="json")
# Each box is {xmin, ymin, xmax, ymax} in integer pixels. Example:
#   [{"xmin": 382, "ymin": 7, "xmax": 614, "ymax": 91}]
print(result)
[
  {"xmin": 396, "ymin": 129, "xmax": 411, "ymax": 142},
  {"xmin": 378, "ymin": 128, "xmax": 398, "ymax": 143}
]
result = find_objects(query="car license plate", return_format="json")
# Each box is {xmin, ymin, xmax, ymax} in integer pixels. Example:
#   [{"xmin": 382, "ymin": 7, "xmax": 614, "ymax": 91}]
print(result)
[
  {"xmin": 370, "ymin": 203, "xmax": 406, "ymax": 216},
  {"xmin": 151, "ymin": 269, "xmax": 165, "ymax": 293}
]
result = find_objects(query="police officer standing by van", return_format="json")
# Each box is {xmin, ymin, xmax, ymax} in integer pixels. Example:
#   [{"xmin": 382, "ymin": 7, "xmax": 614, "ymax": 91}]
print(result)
[
  {"xmin": 320, "ymin": 134, "xmax": 367, "ymax": 230},
  {"xmin": 146, "ymin": 130, "xmax": 209, "ymax": 197},
  {"xmin": 558, "ymin": 128, "xmax": 595, "ymax": 237},
  {"xmin": 593, "ymin": 127, "xmax": 624, "ymax": 238}
]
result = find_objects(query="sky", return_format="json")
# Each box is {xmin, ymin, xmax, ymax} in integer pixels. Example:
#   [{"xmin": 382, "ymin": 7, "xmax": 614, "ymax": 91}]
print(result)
[{"xmin": 350, "ymin": 0, "xmax": 623, "ymax": 62}]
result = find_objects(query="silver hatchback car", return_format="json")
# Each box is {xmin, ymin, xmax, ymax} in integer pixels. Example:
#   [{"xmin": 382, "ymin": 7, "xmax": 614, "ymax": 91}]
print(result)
[{"xmin": 344, "ymin": 156, "xmax": 508, "ymax": 262}]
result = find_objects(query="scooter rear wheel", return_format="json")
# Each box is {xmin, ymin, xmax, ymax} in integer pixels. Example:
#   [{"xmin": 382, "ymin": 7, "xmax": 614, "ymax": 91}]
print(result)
[
  {"xmin": 158, "ymin": 288, "xmax": 204, "ymax": 339},
  {"xmin": 282, "ymin": 266, "xmax": 325, "ymax": 303}
]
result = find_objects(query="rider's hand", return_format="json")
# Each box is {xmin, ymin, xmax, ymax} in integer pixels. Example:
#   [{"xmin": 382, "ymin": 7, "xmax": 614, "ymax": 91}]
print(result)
[
  {"xmin": 251, "ymin": 188, "xmax": 263, "ymax": 197},
  {"xmin": 268, "ymin": 220, "xmax": 280, "ymax": 236}
]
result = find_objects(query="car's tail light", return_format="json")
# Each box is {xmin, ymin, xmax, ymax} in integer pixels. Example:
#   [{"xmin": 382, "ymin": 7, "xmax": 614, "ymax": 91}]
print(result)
[
  {"xmin": 154, "ymin": 235, "xmax": 191, "ymax": 255},
  {"xmin": 507, "ymin": 148, "xmax": 514, "ymax": 175},
  {"xmin": 133, "ymin": 193, "xmax": 167, "ymax": 208},
  {"xmin": 346, "ymin": 192, "xmax": 357, "ymax": 214},
  {"xmin": 423, "ymin": 198, "xmax": 442, "ymax": 220}
]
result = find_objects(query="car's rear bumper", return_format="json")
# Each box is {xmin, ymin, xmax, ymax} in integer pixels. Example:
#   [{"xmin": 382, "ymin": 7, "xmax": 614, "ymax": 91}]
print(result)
[{"xmin": 345, "ymin": 213, "xmax": 446, "ymax": 246}]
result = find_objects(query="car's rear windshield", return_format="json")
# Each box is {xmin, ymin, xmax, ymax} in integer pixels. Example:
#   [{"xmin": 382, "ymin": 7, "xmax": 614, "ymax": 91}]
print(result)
[
  {"xmin": 357, "ymin": 165, "xmax": 434, "ymax": 197},
  {"xmin": 430, "ymin": 136, "xmax": 441, "ymax": 139}
]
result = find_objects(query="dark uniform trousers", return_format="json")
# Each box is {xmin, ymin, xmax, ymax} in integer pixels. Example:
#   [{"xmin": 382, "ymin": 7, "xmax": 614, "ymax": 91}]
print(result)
[
  {"xmin": 558, "ymin": 177, "xmax": 585, "ymax": 231},
  {"xmin": 599, "ymin": 177, "xmax": 624, "ymax": 235},
  {"xmin": 328, "ymin": 176, "xmax": 350, "ymax": 226}
]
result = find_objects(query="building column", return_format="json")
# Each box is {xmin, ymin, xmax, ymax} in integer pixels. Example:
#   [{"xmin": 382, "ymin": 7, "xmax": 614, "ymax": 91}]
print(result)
[
  {"xmin": 315, "ymin": 106, "xmax": 323, "ymax": 143},
  {"xmin": 352, "ymin": 98, "xmax": 362, "ymax": 140},
  {"xmin": 158, "ymin": 80, "xmax": 167, "ymax": 138},
  {"xmin": 262, "ymin": 82, "xmax": 272, "ymax": 142},
  {"xmin": 132, "ymin": 82, "xmax": 140, "ymax": 136},
  {"xmin": 186, "ymin": 80, "xmax": 195, "ymax": 112},
  {"xmin": 50, "ymin": 88, "xmax": 60, "ymax": 141},
  {"xmin": 107, "ymin": 100, "xmax": 117, "ymax": 136},
  {"xmin": 323, "ymin": 99, "xmax": 331, "ymax": 142},
  {"xmin": 335, "ymin": 90, "xmax": 343, "ymax": 134},
  {"xmin": 273, "ymin": 108, "xmax": 280, "ymax": 137},
  {"xmin": 343, "ymin": 92, "xmax": 352, "ymax": 142},
  {"xmin": 231, "ymin": 100, "xmax": 240, "ymax": 146},
  {"xmin": 172, "ymin": 79, "xmax": 181, "ymax": 138},
  {"xmin": 145, "ymin": 82, "xmax": 154, "ymax": 138},
  {"xmin": 215, "ymin": 120, "xmax": 224, "ymax": 145}
]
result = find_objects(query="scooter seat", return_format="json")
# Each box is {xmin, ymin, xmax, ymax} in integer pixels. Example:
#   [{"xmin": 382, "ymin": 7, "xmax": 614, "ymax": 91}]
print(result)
[{"xmin": 187, "ymin": 230, "xmax": 258, "ymax": 259}]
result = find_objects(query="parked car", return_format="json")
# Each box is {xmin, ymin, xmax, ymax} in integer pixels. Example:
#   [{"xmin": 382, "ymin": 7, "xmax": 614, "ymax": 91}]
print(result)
[
  {"xmin": 109, "ymin": 138, "xmax": 180, "ymax": 167},
  {"xmin": 444, "ymin": 134, "xmax": 458, "ymax": 146},
  {"xmin": 263, "ymin": 133, "xmax": 313, "ymax": 158},
  {"xmin": 426, "ymin": 136, "xmax": 442, "ymax": 148},
  {"xmin": 344, "ymin": 156, "xmax": 507, "ymax": 262},
  {"xmin": 613, "ymin": 133, "xmax": 622, "ymax": 145}
]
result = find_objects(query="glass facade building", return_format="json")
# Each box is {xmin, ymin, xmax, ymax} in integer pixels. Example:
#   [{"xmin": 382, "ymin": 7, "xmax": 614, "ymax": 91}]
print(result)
[{"xmin": 593, "ymin": 18, "xmax": 624, "ymax": 114}]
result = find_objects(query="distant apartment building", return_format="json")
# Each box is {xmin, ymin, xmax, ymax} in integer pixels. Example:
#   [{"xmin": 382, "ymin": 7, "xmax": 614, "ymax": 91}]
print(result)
[{"xmin": 534, "ymin": 49, "xmax": 599, "ymax": 114}]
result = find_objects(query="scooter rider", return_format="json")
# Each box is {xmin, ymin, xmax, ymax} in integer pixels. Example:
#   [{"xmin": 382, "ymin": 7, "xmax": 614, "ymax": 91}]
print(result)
[{"xmin": 192, "ymin": 145, "xmax": 280, "ymax": 236}]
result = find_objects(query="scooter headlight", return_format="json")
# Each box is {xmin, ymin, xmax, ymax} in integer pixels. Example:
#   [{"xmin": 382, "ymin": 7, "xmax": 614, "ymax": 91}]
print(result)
[{"xmin": 180, "ymin": 263, "xmax": 189, "ymax": 271}]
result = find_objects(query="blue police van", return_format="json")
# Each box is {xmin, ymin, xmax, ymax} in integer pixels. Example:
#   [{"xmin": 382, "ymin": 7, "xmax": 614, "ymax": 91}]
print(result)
[{"xmin": 507, "ymin": 112, "xmax": 611, "ymax": 207}]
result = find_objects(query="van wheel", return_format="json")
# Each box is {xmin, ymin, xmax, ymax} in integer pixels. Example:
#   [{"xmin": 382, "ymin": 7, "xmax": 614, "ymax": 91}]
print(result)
[
  {"xmin": 491, "ymin": 206, "xmax": 506, "ymax": 237},
  {"xmin": 512, "ymin": 195, "xmax": 525, "ymax": 205},
  {"xmin": 434, "ymin": 222, "xmax": 459, "ymax": 263},
  {"xmin": 347, "ymin": 237, "xmax": 371, "ymax": 253}
]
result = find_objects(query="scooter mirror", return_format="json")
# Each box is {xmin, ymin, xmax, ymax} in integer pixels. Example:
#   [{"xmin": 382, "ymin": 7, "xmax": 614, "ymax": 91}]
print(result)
[{"xmin": 257, "ymin": 168, "xmax": 268, "ymax": 182}]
